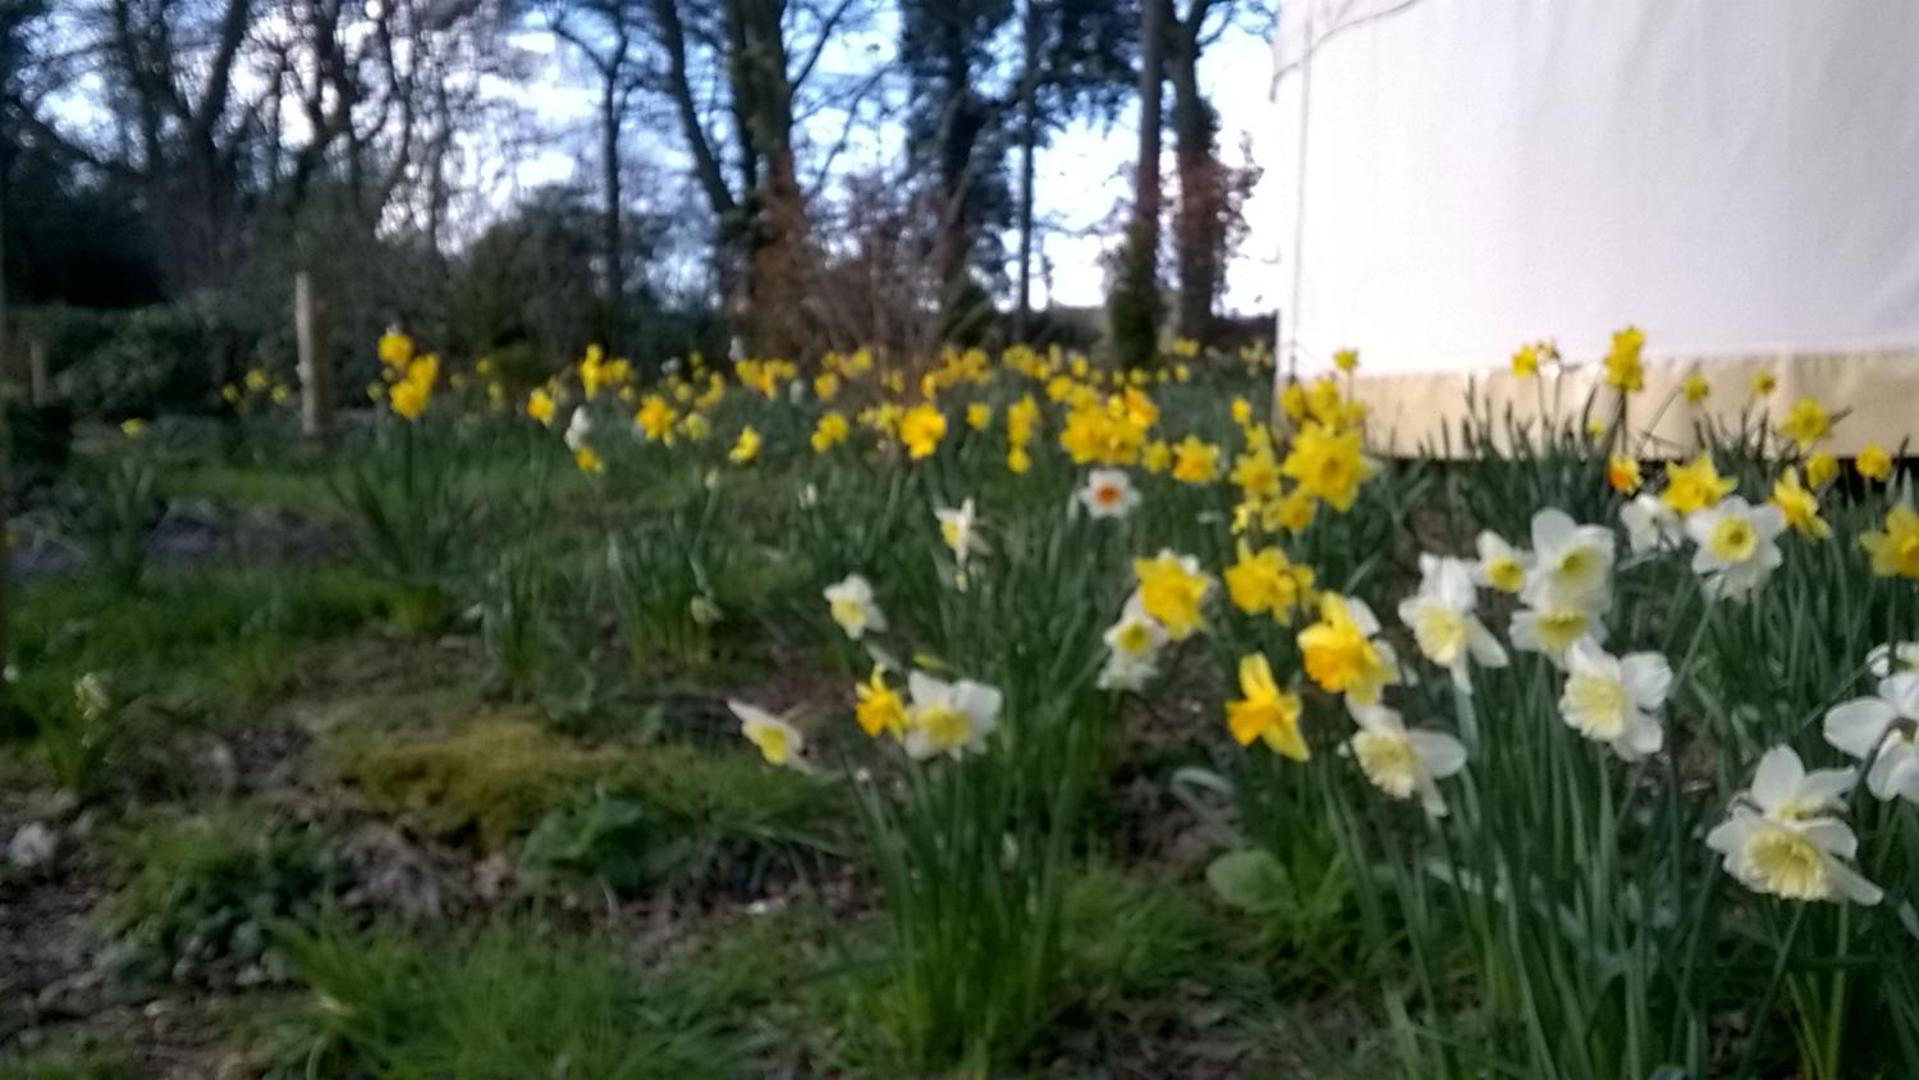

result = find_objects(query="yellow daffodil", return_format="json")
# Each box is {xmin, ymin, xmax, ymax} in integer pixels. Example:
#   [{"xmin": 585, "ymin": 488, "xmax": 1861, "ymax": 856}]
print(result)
[
  {"xmin": 1230, "ymin": 397, "xmax": 1253, "ymax": 425},
  {"xmin": 814, "ymin": 371, "xmax": 841, "ymax": 402},
  {"xmin": 1267, "ymin": 487, "xmax": 1318, "ymax": 534},
  {"xmin": 729, "ymin": 425, "xmax": 762, "ymax": 465},
  {"xmin": 1861, "ymin": 505, "xmax": 1919, "ymax": 579},
  {"xmin": 1771, "ymin": 468, "xmax": 1830, "ymax": 540},
  {"xmin": 1805, "ymin": 451, "xmax": 1839, "ymax": 489},
  {"xmin": 1683, "ymin": 371, "xmax": 1710, "ymax": 404},
  {"xmin": 1226, "ymin": 654, "xmax": 1308, "ymax": 760},
  {"xmin": 811, "ymin": 411, "xmax": 850, "ymax": 453},
  {"xmin": 1141, "ymin": 440, "xmax": 1172, "ymax": 474},
  {"xmin": 1223, "ymin": 541, "xmax": 1315, "ymax": 623},
  {"xmin": 855, "ymin": 668, "xmax": 908, "ymax": 739},
  {"xmin": 1230, "ymin": 444, "xmax": 1283, "ymax": 501},
  {"xmin": 1607, "ymin": 455, "xmax": 1642, "ymax": 495},
  {"xmin": 1282, "ymin": 422, "xmax": 1369, "ymax": 512},
  {"xmin": 378, "ymin": 331, "xmax": 414, "ymax": 369},
  {"xmin": 1776, "ymin": 397, "xmax": 1831, "ymax": 450},
  {"xmin": 1751, "ymin": 371, "xmax": 1777, "ymax": 397},
  {"xmin": 1297, "ymin": 593, "xmax": 1398, "ymax": 705},
  {"xmin": 966, "ymin": 403, "xmax": 993, "ymax": 431},
  {"xmin": 1333, "ymin": 348, "xmax": 1359, "ymax": 373},
  {"xmin": 1171, "ymin": 436, "xmax": 1220, "ymax": 484},
  {"xmin": 680, "ymin": 412, "xmax": 710, "ymax": 440},
  {"xmin": 1604, "ymin": 326, "xmax": 1646, "ymax": 392},
  {"xmin": 1131, "ymin": 550, "xmax": 1212, "ymax": 640},
  {"xmin": 1857, "ymin": 443, "xmax": 1894, "ymax": 482},
  {"xmin": 1510, "ymin": 343, "xmax": 1540, "ymax": 378},
  {"xmin": 635, "ymin": 395, "xmax": 676, "ymax": 442},
  {"xmin": 573, "ymin": 446, "xmax": 604, "ymax": 474},
  {"xmin": 120, "ymin": 418, "xmax": 148, "ymax": 438},
  {"xmin": 1006, "ymin": 447, "xmax": 1032, "ymax": 474},
  {"xmin": 1662, "ymin": 454, "xmax": 1736, "ymax": 514},
  {"xmin": 527, "ymin": 388, "xmax": 556, "ymax": 426},
  {"xmin": 899, "ymin": 403, "xmax": 947, "ymax": 460}
]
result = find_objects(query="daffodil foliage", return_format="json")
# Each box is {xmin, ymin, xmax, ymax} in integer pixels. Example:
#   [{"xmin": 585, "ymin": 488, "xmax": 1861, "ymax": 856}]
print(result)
[{"xmin": 335, "ymin": 330, "xmax": 1919, "ymax": 1074}]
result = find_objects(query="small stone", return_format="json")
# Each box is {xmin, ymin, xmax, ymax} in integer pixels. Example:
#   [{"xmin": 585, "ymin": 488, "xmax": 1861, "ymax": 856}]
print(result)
[{"xmin": 7, "ymin": 822, "xmax": 58, "ymax": 869}]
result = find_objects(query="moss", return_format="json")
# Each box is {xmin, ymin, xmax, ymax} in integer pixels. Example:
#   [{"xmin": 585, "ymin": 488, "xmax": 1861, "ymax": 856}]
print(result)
[{"xmin": 352, "ymin": 718, "xmax": 628, "ymax": 850}]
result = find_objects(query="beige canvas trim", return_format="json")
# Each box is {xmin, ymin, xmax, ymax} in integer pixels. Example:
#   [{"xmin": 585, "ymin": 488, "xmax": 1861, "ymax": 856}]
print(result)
[{"xmin": 1335, "ymin": 352, "xmax": 1919, "ymax": 459}]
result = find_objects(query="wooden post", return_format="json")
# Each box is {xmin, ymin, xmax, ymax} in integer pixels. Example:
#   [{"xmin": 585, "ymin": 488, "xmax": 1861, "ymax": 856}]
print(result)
[{"xmin": 294, "ymin": 270, "xmax": 333, "ymax": 441}]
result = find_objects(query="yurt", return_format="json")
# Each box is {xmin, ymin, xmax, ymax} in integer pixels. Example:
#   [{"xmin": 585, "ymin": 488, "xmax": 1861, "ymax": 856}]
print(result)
[{"xmin": 1266, "ymin": 0, "xmax": 1919, "ymax": 454}]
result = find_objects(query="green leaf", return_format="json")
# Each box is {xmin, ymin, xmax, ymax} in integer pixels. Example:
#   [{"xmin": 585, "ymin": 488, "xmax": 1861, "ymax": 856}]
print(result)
[{"xmin": 1205, "ymin": 849, "xmax": 1291, "ymax": 914}]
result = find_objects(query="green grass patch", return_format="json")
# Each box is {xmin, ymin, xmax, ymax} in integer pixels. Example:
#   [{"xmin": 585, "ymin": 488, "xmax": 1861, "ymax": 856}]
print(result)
[{"xmin": 272, "ymin": 920, "xmax": 752, "ymax": 1077}]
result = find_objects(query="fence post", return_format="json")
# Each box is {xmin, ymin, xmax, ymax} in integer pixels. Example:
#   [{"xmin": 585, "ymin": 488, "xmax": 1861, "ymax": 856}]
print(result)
[{"xmin": 295, "ymin": 270, "xmax": 333, "ymax": 441}]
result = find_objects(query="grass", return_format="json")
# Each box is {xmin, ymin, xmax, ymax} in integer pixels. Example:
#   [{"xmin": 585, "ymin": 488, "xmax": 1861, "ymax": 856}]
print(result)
[{"xmin": 271, "ymin": 920, "xmax": 754, "ymax": 1078}]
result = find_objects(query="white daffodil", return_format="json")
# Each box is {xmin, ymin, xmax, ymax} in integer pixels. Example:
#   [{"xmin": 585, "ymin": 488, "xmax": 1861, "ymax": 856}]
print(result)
[
  {"xmin": 903, "ymin": 671, "xmax": 1003, "ymax": 761},
  {"xmin": 1822, "ymin": 673, "xmax": 1919, "ymax": 802},
  {"xmin": 1097, "ymin": 598, "xmax": 1168, "ymax": 692},
  {"xmin": 1557, "ymin": 638, "xmax": 1672, "ymax": 761},
  {"xmin": 935, "ymin": 497, "xmax": 985, "ymax": 565},
  {"xmin": 1472, "ymin": 530, "xmax": 1530, "ymax": 595},
  {"xmin": 1742, "ymin": 745, "xmax": 1860, "ymax": 823},
  {"xmin": 1510, "ymin": 595, "xmax": 1608, "ymax": 668},
  {"xmin": 1685, "ymin": 496, "xmax": 1786, "ymax": 600},
  {"xmin": 823, "ymin": 574, "xmax": 886, "ymax": 640},
  {"xmin": 1621, "ymin": 493, "xmax": 1684, "ymax": 556},
  {"xmin": 1077, "ymin": 468, "xmax": 1141, "ymax": 520},
  {"xmin": 1347, "ymin": 702, "xmax": 1468, "ymax": 817},
  {"xmin": 563, "ymin": 406, "xmax": 592, "ymax": 451},
  {"xmin": 1706, "ymin": 746, "xmax": 1881, "ymax": 905},
  {"xmin": 1396, "ymin": 555, "xmax": 1508, "ymax": 692},
  {"xmin": 730, "ymin": 700, "xmax": 805, "ymax": 769},
  {"xmin": 1522, "ymin": 508, "xmax": 1616, "ymax": 608},
  {"xmin": 1866, "ymin": 642, "xmax": 1919, "ymax": 678}
]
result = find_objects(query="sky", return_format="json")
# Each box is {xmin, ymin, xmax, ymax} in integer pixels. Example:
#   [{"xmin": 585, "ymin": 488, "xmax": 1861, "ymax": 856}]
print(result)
[{"xmin": 501, "ymin": 11, "xmax": 1285, "ymax": 316}]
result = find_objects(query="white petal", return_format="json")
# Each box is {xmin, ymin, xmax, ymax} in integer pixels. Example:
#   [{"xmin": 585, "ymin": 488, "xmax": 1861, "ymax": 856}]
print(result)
[
  {"xmin": 1823, "ymin": 698, "xmax": 1899, "ymax": 759},
  {"xmin": 953, "ymin": 680, "xmax": 1004, "ymax": 731},
  {"xmin": 1532, "ymin": 508, "xmax": 1575, "ymax": 553},
  {"xmin": 1620, "ymin": 653, "xmax": 1674, "ymax": 709},
  {"xmin": 1881, "ymin": 673, "xmax": 1919, "ymax": 719},
  {"xmin": 1826, "ymin": 859, "xmax": 1884, "ymax": 906},
  {"xmin": 1407, "ymin": 730, "xmax": 1468, "ymax": 778},
  {"xmin": 1799, "ymin": 818, "xmax": 1860, "ymax": 860},
  {"xmin": 1749, "ymin": 746, "xmax": 1808, "ymax": 811},
  {"xmin": 908, "ymin": 670, "xmax": 952, "ymax": 708},
  {"xmin": 1466, "ymin": 619, "xmax": 1510, "ymax": 668}
]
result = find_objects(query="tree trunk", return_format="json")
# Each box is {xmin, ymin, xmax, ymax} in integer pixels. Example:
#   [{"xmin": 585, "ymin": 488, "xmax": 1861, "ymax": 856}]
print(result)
[
  {"xmin": 1014, "ymin": 0, "xmax": 1041, "ymax": 340},
  {"xmin": 1168, "ymin": 33, "xmax": 1221, "ymax": 346},
  {"xmin": 599, "ymin": 74, "xmax": 626, "ymax": 349},
  {"xmin": 1110, "ymin": 0, "xmax": 1165, "ymax": 368}
]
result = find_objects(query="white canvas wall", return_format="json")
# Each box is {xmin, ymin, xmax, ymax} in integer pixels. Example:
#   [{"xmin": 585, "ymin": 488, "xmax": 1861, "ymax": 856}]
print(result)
[{"xmin": 1269, "ymin": 0, "xmax": 1919, "ymax": 378}]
